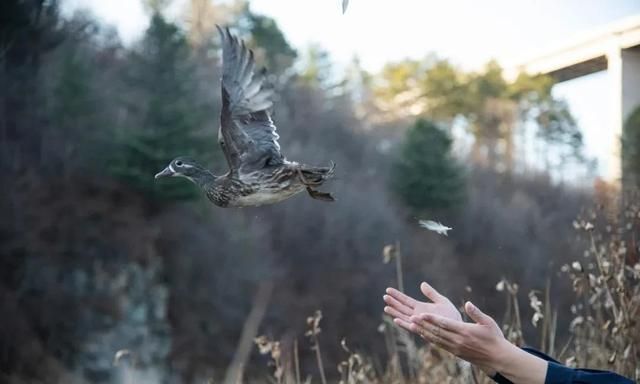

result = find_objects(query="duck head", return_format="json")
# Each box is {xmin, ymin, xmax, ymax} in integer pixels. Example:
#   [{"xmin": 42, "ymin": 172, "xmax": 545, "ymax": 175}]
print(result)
[{"xmin": 155, "ymin": 157, "xmax": 216, "ymax": 186}]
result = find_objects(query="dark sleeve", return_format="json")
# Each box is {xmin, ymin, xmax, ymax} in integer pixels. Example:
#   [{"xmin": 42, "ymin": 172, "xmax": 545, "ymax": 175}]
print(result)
[
  {"xmin": 490, "ymin": 372, "xmax": 513, "ymax": 384},
  {"xmin": 545, "ymin": 361, "xmax": 635, "ymax": 384},
  {"xmin": 489, "ymin": 347, "xmax": 634, "ymax": 384}
]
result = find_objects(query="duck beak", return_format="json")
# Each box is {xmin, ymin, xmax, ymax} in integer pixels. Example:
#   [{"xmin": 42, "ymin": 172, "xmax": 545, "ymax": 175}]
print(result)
[{"xmin": 155, "ymin": 166, "xmax": 174, "ymax": 179}]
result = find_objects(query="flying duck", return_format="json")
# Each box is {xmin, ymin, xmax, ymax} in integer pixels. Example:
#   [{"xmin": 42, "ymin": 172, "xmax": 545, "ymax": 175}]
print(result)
[{"xmin": 155, "ymin": 26, "xmax": 335, "ymax": 207}]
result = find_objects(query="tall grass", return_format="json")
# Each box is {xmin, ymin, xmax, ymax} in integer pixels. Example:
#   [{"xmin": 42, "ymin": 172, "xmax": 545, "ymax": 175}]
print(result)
[{"xmin": 242, "ymin": 197, "xmax": 639, "ymax": 383}]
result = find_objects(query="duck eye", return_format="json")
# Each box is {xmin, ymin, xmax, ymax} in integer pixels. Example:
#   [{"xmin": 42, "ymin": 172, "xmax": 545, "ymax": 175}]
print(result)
[{"xmin": 176, "ymin": 160, "xmax": 183, "ymax": 167}]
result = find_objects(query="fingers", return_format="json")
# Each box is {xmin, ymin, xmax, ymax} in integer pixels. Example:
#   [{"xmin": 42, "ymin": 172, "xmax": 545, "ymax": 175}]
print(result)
[
  {"xmin": 384, "ymin": 305, "xmax": 411, "ymax": 322},
  {"xmin": 411, "ymin": 315, "xmax": 459, "ymax": 343},
  {"xmin": 416, "ymin": 313, "xmax": 466, "ymax": 334},
  {"xmin": 419, "ymin": 282, "xmax": 443, "ymax": 303},
  {"xmin": 392, "ymin": 317, "xmax": 414, "ymax": 333},
  {"xmin": 385, "ymin": 287, "xmax": 418, "ymax": 309},
  {"xmin": 394, "ymin": 317, "xmax": 432, "ymax": 340},
  {"xmin": 464, "ymin": 301, "xmax": 492, "ymax": 325},
  {"xmin": 383, "ymin": 294, "xmax": 413, "ymax": 317},
  {"xmin": 393, "ymin": 313, "xmax": 457, "ymax": 352},
  {"xmin": 407, "ymin": 319, "xmax": 456, "ymax": 349}
]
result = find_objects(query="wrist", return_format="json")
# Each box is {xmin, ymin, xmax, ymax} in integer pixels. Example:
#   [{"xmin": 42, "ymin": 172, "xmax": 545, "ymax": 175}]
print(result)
[
  {"xmin": 490, "ymin": 337, "xmax": 519, "ymax": 374},
  {"xmin": 492, "ymin": 341, "xmax": 548, "ymax": 384}
]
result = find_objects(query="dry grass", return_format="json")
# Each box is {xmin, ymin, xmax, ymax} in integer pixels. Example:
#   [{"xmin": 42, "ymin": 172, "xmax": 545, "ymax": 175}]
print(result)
[
  {"xmin": 240, "ymin": 196, "xmax": 640, "ymax": 384},
  {"xmin": 561, "ymin": 198, "xmax": 640, "ymax": 379}
]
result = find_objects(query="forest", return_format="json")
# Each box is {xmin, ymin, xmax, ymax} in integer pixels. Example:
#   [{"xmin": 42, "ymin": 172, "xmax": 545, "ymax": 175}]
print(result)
[{"xmin": 1, "ymin": 1, "xmax": 639, "ymax": 383}]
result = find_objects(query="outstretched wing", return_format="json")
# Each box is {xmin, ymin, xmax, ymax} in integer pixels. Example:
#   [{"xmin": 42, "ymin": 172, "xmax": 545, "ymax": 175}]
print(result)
[{"xmin": 216, "ymin": 26, "xmax": 284, "ymax": 174}]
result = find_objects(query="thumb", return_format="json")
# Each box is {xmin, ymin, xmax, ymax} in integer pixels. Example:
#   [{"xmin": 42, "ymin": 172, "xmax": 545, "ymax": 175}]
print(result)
[
  {"xmin": 420, "ymin": 282, "xmax": 442, "ymax": 302},
  {"xmin": 465, "ymin": 301, "xmax": 493, "ymax": 325}
]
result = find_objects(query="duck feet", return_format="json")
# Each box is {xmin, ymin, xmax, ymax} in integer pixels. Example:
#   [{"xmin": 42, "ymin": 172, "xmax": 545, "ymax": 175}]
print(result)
[{"xmin": 306, "ymin": 187, "xmax": 335, "ymax": 202}]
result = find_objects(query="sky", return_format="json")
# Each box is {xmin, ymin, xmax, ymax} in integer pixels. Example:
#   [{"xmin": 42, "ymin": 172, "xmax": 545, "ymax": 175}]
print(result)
[{"xmin": 63, "ymin": 0, "xmax": 640, "ymax": 179}]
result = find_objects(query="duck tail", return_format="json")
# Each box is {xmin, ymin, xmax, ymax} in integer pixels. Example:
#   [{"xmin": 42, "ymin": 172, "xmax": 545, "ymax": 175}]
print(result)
[{"xmin": 299, "ymin": 161, "xmax": 335, "ymax": 186}]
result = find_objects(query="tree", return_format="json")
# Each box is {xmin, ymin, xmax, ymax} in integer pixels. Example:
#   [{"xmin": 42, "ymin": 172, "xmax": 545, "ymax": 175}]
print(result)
[
  {"xmin": 240, "ymin": 8, "xmax": 297, "ymax": 73},
  {"xmin": 108, "ymin": 12, "xmax": 209, "ymax": 201},
  {"xmin": 534, "ymin": 98, "xmax": 583, "ymax": 171},
  {"xmin": 392, "ymin": 119, "xmax": 465, "ymax": 212},
  {"xmin": 299, "ymin": 44, "xmax": 334, "ymax": 88},
  {"xmin": 372, "ymin": 58, "xmax": 583, "ymax": 174},
  {"xmin": 623, "ymin": 106, "xmax": 640, "ymax": 188},
  {"xmin": 0, "ymin": 0, "xmax": 65, "ymax": 170},
  {"xmin": 49, "ymin": 19, "xmax": 102, "ymax": 176},
  {"xmin": 184, "ymin": 0, "xmax": 241, "ymax": 49},
  {"xmin": 373, "ymin": 58, "xmax": 427, "ymax": 118}
]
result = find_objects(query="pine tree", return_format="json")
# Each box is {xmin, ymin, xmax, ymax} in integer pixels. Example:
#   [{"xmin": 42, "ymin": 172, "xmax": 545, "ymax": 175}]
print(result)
[
  {"xmin": 392, "ymin": 119, "xmax": 465, "ymax": 212},
  {"xmin": 108, "ymin": 12, "xmax": 210, "ymax": 201},
  {"xmin": 241, "ymin": 10, "xmax": 297, "ymax": 73},
  {"xmin": 50, "ymin": 40, "xmax": 99, "ymax": 174}
]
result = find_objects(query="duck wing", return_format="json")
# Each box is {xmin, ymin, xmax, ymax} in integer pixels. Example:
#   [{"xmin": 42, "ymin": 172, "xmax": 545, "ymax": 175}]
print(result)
[{"xmin": 216, "ymin": 26, "xmax": 284, "ymax": 175}]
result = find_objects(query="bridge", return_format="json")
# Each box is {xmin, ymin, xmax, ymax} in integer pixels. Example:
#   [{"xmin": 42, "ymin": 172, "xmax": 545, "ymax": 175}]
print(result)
[{"xmin": 508, "ymin": 14, "xmax": 640, "ymax": 182}]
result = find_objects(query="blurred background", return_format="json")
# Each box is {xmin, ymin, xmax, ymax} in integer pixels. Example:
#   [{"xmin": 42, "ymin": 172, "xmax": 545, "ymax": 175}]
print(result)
[{"xmin": 1, "ymin": 0, "xmax": 640, "ymax": 383}]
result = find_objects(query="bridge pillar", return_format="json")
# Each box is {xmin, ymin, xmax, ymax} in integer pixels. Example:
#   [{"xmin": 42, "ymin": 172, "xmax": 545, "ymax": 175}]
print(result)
[
  {"xmin": 621, "ymin": 48, "xmax": 640, "ymax": 186},
  {"xmin": 622, "ymin": 48, "xmax": 640, "ymax": 121},
  {"xmin": 607, "ymin": 47, "xmax": 623, "ymax": 182},
  {"xmin": 606, "ymin": 46, "xmax": 640, "ymax": 183}
]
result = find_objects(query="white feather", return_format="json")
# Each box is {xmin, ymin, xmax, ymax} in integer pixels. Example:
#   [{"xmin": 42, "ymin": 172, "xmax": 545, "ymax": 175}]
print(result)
[{"xmin": 419, "ymin": 220, "xmax": 452, "ymax": 236}]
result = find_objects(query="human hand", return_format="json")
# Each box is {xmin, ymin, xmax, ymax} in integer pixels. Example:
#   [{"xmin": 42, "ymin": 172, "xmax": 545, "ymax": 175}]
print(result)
[
  {"xmin": 383, "ymin": 282, "xmax": 462, "ymax": 334},
  {"xmin": 411, "ymin": 301, "xmax": 547, "ymax": 384},
  {"xmin": 409, "ymin": 301, "xmax": 506, "ymax": 369},
  {"xmin": 384, "ymin": 285, "xmax": 496, "ymax": 375}
]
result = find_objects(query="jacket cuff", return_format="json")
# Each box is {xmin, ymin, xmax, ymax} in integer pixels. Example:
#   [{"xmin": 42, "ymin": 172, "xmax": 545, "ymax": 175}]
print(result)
[{"xmin": 545, "ymin": 361, "xmax": 574, "ymax": 384}]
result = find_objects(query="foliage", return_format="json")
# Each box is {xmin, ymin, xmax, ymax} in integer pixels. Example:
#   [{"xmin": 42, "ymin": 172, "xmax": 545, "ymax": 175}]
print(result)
[
  {"xmin": 623, "ymin": 106, "xmax": 640, "ymax": 188},
  {"xmin": 392, "ymin": 119, "xmax": 465, "ymax": 212},
  {"xmin": 48, "ymin": 34, "xmax": 103, "ymax": 173},
  {"xmin": 373, "ymin": 58, "xmax": 584, "ymax": 173},
  {"xmin": 238, "ymin": 5, "xmax": 297, "ymax": 73},
  {"xmin": 107, "ymin": 12, "xmax": 209, "ymax": 201},
  {"xmin": 299, "ymin": 44, "xmax": 335, "ymax": 89},
  {"xmin": 0, "ymin": 0, "xmax": 65, "ymax": 170},
  {"xmin": 535, "ymin": 98, "xmax": 584, "ymax": 164}
]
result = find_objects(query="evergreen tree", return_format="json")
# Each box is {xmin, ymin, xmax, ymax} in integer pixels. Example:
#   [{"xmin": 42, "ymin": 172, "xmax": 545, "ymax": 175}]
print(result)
[
  {"xmin": 392, "ymin": 119, "xmax": 465, "ymax": 212},
  {"xmin": 241, "ymin": 10, "xmax": 297, "ymax": 73},
  {"xmin": 108, "ymin": 12, "xmax": 209, "ymax": 201},
  {"xmin": 0, "ymin": 0, "xmax": 65, "ymax": 169},
  {"xmin": 623, "ymin": 106, "xmax": 640, "ymax": 188},
  {"xmin": 50, "ymin": 42, "xmax": 98, "ymax": 173}
]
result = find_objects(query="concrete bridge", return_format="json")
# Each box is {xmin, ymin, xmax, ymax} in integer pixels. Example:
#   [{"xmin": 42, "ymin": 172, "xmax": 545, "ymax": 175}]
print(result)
[{"xmin": 509, "ymin": 14, "xmax": 640, "ymax": 182}]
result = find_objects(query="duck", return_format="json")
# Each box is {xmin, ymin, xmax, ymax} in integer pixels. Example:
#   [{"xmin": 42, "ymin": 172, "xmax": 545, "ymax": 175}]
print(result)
[{"xmin": 155, "ymin": 26, "xmax": 335, "ymax": 207}]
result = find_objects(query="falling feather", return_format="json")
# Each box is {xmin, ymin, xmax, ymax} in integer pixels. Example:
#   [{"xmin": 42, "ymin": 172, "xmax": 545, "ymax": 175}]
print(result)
[
  {"xmin": 419, "ymin": 220, "xmax": 452, "ymax": 236},
  {"xmin": 342, "ymin": 0, "xmax": 349, "ymax": 14}
]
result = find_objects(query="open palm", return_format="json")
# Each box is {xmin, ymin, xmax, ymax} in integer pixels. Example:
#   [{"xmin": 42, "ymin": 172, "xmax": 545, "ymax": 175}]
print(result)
[{"xmin": 383, "ymin": 282, "xmax": 462, "ymax": 332}]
